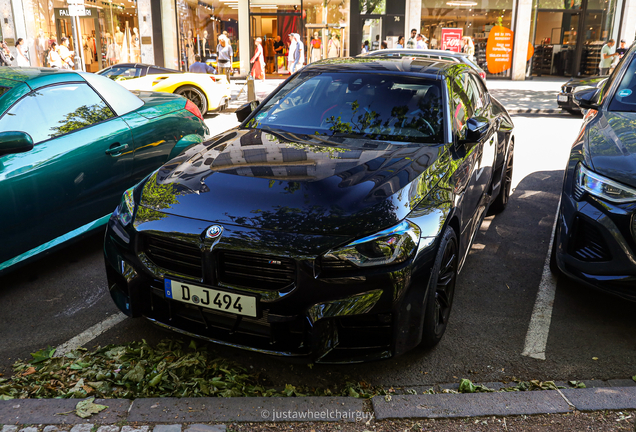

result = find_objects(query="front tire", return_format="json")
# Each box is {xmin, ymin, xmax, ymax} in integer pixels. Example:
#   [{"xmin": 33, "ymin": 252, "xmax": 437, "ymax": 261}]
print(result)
[
  {"xmin": 175, "ymin": 85, "xmax": 208, "ymax": 116},
  {"xmin": 421, "ymin": 226, "xmax": 459, "ymax": 349},
  {"xmin": 489, "ymin": 142, "xmax": 514, "ymax": 214}
]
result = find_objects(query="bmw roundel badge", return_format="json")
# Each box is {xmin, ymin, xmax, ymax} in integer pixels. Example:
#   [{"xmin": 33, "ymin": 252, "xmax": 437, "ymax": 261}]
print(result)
[{"xmin": 206, "ymin": 225, "xmax": 223, "ymax": 239}]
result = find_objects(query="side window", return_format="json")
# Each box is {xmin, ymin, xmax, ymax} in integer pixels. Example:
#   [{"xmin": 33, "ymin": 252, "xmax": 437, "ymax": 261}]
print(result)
[
  {"xmin": 450, "ymin": 74, "xmax": 477, "ymax": 137},
  {"xmin": 101, "ymin": 66, "xmax": 143, "ymax": 81},
  {"xmin": 0, "ymin": 83, "xmax": 115, "ymax": 144},
  {"xmin": 148, "ymin": 67, "xmax": 179, "ymax": 74}
]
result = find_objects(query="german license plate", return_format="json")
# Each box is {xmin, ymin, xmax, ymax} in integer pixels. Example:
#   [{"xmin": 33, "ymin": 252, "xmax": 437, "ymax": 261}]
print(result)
[
  {"xmin": 558, "ymin": 95, "xmax": 569, "ymax": 102},
  {"xmin": 164, "ymin": 279, "xmax": 257, "ymax": 317}
]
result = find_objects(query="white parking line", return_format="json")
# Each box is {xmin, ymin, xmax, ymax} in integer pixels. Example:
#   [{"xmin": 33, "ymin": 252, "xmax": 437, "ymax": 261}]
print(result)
[
  {"xmin": 521, "ymin": 203, "xmax": 560, "ymax": 360},
  {"xmin": 54, "ymin": 312, "xmax": 127, "ymax": 357}
]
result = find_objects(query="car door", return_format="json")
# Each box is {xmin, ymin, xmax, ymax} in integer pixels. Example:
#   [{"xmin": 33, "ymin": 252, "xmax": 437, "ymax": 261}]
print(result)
[
  {"xmin": 0, "ymin": 82, "xmax": 133, "ymax": 266},
  {"xmin": 449, "ymin": 72, "xmax": 491, "ymax": 255}
]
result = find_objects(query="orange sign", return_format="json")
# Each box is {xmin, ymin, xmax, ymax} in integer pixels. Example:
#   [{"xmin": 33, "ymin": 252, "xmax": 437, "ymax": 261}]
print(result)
[{"xmin": 486, "ymin": 26, "xmax": 535, "ymax": 74}]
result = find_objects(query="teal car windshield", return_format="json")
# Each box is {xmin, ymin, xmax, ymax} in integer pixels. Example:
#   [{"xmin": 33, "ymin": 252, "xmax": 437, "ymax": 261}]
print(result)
[{"xmin": 246, "ymin": 72, "xmax": 445, "ymax": 144}]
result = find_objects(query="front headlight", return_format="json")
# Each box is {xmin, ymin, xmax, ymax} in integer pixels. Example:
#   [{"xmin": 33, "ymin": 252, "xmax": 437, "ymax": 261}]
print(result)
[
  {"xmin": 323, "ymin": 221, "xmax": 421, "ymax": 267},
  {"xmin": 575, "ymin": 163, "xmax": 636, "ymax": 203},
  {"xmin": 116, "ymin": 187, "xmax": 136, "ymax": 226}
]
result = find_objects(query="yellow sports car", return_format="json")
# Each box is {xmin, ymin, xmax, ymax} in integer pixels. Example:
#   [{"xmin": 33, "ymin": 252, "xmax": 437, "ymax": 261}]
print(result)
[
  {"xmin": 206, "ymin": 58, "xmax": 240, "ymax": 75},
  {"xmin": 97, "ymin": 63, "xmax": 231, "ymax": 116}
]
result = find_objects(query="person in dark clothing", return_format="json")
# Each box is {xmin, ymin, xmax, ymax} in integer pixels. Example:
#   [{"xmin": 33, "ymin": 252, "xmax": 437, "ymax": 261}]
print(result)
[
  {"xmin": 273, "ymin": 35, "xmax": 284, "ymax": 72},
  {"xmin": 616, "ymin": 40, "xmax": 628, "ymax": 58},
  {"xmin": 189, "ymin": 55, "xmax": 216, "ymax": 73}
]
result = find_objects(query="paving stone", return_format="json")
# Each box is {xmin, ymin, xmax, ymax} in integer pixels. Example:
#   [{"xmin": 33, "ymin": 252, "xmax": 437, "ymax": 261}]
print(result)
[
  {"xmin": 128, "ymin": 397, "xmax": 369, "ymax": 422},
  {"xmin": 0, "ymin": 399, "xmax": 131, "ymax": 425},
  {"xmin": 18, "ymin": 428, "xmax": 38, "ymax": 432},
  {"xmin": 70, "ymin": 424, "xmax": 94, "ymax": 432},
  {"xmin": 561, "ymin": 387, "xmax": 636, "ymax": 411},
  {"xmin": 372, "ymin": 391, "xmax": 571, "ymax": 419},
  {"xmin": 582, "ymin": 380, "xmax": 609, "ymax": 388},
  {"xmin": 2, "ymin": 427, "xmax": 19, "ymax": 432},
  {"xmin": 152, "ymin": 426, "xmax": 182, "ymax": 432},
  {"xmin": 184, "ymin": 425, "xmax": 226, "ymax": 432},
  {"xmin": 121, "ymin": 427, "xmax": 149, "ymax": 432},
  {"xmin": 96, "ymin": 426, "xmax": 120, "ymax": 432},
  {"xmin": 438, "ymin": 383, "xmax": 460, "ymax": 391},
  {"xmin": 44, "ymin": 427, "xmax": 60, "ymax": 432},
  {"xmin": 607, "ymin": 379, "xmax": 636, "ymax": 387}
]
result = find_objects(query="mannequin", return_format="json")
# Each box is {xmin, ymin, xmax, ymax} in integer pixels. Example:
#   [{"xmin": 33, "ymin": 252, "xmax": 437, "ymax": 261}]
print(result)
[
  {"xmin": 83, "ymin": 35, "xmax": 93, "ymax": 68},
  {"xmin": 327, "ymin": 33, "xmax": 340, "ymax": 58},
  {"xmin": 115, "ymin": 26, "xmax": 124, "ymax": 46},
  {"xmin": 201, "ymin": 30, "xmax": 211, "ymax": 59},
  {"xmin": 186, "ymin": 29, "xmax": 195, "ymax": 67},
  {"xmin": 132, "ymin": 27, "xmax": 140, "ymax": 62},
  {"xmin": 35, "ymin": 29, "xmax": 47, "ymax": 67},
  {"xmin": 310, "ymin": 31, "xmax": 321, "ymax": 63}
]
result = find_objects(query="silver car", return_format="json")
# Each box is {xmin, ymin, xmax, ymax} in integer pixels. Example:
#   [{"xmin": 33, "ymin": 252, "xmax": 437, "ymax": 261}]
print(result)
[{"xmin": 359, "ymin": 48, "xmax": 487, "ymax": 82}]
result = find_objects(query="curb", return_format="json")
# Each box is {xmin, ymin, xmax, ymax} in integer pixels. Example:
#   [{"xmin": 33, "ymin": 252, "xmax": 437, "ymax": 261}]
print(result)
[{"xmin": 1, "ymin": 386, "xmax": 635, "ymax": 424}]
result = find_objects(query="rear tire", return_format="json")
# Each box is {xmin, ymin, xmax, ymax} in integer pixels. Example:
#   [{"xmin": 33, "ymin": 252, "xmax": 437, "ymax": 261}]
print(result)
[
  {"xmin": 489, "ymin": 142, "xmax": 514, "ymax": 215},
  {"xmin": 421, "ymin": 226, "xmax": 459, "ymax": 349},
  {"xmin": 175, "ymin": 85, "xmax": 208, "ymax": 116}
]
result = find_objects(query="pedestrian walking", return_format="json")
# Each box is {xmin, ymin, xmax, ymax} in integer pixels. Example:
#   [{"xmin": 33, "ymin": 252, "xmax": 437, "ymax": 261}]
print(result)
[
  {"xmin": 58, "ymin": 37, "xmax": 74, "ymax": 69},
  {"xmin": 16, "ymin": 38, "xmax": 30, "ymax": 66},
  {"xmin": 288, "ymin": 33, "xmax": 300, "ymax": 73},
  {"xmin": 599, "ymin": 39, "xmax": 617, "ymax": 75},
  {"xmin": 47, "ymin": 42, "xmax": 63, "ymax": 68},
  {"xmin": 407, "ymin": 28, "xmax": 417, "ymax": 49},
  {"xmin": 250, "ymin": 37, "xmax": 265, "ymax": 81},
  {"xmin": 217, "ymin": 35, "xmax": 233, "ymax": 82}
]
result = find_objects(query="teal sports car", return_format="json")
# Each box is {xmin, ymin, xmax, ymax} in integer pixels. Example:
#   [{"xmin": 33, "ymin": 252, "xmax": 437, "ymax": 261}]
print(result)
[{"xmin": 0, "ymin": 67, "xmax": 209, "ymax": 274}]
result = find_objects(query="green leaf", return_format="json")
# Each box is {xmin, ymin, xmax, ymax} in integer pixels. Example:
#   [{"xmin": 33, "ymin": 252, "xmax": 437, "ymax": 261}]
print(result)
[
  {"xmin": 459, "ymin": 379, "xmax": 476, "ymax": 393},
  {"xmin": 30, "ymin": 347, "xmax": 56, "ymax": 364},
  {"xmin": 123, "ymin": 363, "xmax": 145, "ymax": 383},
  {"xmin": 75, "ymin": 397, "xmax": 108, "ymax": 419},
  {"xmin": 348, "ymin": 387, "xmax": 360, "ymax": 398},
  {"xmin": 148, "ymin": 372, "xmax": 164, "ymax": 387},
  {"xmin": 632, "ymin": 375, "xmax": 636, "ymax": 382}
]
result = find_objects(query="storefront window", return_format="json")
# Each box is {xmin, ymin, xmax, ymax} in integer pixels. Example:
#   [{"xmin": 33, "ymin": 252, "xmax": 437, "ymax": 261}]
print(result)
[
  {"xmin": 175, "ymin": 0, "xmax": 239, "ymax": 72},
  {"xmin": 304, "ymin": 0, "xmax": 350, "ymax": 63},
  {"xmin": 20, "ymin": 0, "xmax": 147, "ymax": 71},
  {"xmin": 530, "ymin": 0, "xmax": 619, "ymax": 76},
  {"xmin": 421, "ymin": 0, "xmax": 513, "ymax": 77}
]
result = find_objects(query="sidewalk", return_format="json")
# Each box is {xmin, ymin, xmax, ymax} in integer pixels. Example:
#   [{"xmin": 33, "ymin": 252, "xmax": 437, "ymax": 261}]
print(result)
[{"xmin": 487, "ymin": 76, "xmax": 569, "ymax": 114}]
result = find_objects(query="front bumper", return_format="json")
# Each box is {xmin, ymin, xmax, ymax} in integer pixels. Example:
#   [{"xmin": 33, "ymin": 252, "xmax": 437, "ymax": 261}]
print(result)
[
  {"xmin": 104, "ymin": 210, "xmax": 438, "ymax": 363},
  {"xmin": 557, "ymin": 91, "xmax": 580, "ymax": 112},
  {"xmin": 554, "ymin": 178, "xmax": 636, "ymax": 300}
]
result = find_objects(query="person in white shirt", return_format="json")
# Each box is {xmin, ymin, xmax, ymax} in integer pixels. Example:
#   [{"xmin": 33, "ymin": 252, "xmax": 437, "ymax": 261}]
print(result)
[
  {"xmin": 416, "ymin": 34, "xmax": 428, "ymax": 50},
  {"xmin": 58, "ymin": 37, "xmax": 74, "ymax": 69}
]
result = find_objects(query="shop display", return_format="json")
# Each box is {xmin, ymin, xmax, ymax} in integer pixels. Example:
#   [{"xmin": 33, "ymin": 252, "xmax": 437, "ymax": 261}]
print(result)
[{"xmin": 532, "ymin": 44, "xmax": 553, "ymax": 75}]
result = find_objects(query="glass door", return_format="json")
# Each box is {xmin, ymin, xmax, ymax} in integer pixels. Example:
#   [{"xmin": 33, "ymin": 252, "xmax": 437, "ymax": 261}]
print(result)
[{"xmin": 362, "ymin": 18, "xmax": 381, "ymax": 52}]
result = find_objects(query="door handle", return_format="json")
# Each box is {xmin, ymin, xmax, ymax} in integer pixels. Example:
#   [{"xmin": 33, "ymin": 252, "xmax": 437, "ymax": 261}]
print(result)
[{"xmin": 105, "ymin": 143, "xmax": 129, "ymax": 156}]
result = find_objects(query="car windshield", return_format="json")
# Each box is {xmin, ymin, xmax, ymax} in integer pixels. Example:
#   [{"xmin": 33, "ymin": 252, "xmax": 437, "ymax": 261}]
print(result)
[
  {"xmin": 246, "ymin": 72, "xmax": 444, "ymax": 144},
  {"xmin": 609, "ymin": 56, "xmax": 636, "ymax": 112}
]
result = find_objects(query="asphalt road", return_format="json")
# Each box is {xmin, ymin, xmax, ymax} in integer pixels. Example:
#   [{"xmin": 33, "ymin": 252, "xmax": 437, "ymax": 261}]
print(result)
[{"xmin": 2, "ymin": 113, "xmax": 634, "ymax": 390}]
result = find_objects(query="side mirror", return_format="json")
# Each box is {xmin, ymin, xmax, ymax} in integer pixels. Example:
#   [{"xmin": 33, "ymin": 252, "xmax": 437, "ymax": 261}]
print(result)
[
  {"xmin": 0, "ymin": 131, "xmax": 34, "ymax": 157},
  {"xmin": 573, "ymin": 87, "xmax": 601, "ymax": 110},
  {"xmin": 235, "ymin": 100, "xmax": 259, "ymax": 123},
  {"xmin": 464, "ymin": 116, "xmax": 489, "ymax": 142}
]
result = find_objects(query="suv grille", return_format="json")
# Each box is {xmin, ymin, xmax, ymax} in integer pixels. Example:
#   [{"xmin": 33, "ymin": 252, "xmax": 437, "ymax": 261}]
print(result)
[
  {"xmin": 144, "ymin": 234, "xmax": 202, "ymax": 279},
  {"xmin": 218, "ymin": 251, "xmax": 296, "ymax": 291}
]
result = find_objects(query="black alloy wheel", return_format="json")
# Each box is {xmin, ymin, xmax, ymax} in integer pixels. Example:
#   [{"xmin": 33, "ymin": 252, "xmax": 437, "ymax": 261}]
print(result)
[
  {"xmin": 175, "ymin": 85, "xmax": 208, "ymax": 116},
  {"xmin": 489, "ymin": 142, "xmax": 514, "ymax": 214},
  {"xmin": 421, "ymin": 227, "xmax": 459, "ymax": 348}
]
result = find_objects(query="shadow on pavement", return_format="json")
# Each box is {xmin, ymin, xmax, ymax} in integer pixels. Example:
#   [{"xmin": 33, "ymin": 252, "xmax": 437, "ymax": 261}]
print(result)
[{"xmin": 491, "ymin": 89, "xmax": 559, "ymax": 111}]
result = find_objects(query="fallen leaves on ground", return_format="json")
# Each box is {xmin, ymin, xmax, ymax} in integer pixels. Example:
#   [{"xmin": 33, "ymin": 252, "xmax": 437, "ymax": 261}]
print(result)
[{"xmin": 0, "ymin": 339, "xmax": 383, "ymax": 400}]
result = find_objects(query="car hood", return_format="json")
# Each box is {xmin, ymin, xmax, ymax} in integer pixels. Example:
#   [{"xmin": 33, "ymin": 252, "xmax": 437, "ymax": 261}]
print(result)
[
  {"xmin": 586, "ymin": 112, "xmax": 636, "ymax": 188},
  {"xmin": 131, "ymin": 90, "xmax": 186, "ymax": 119},
  {"xmin": 137, "ymin": 129, "xmax": 447, "ymax": 237}
]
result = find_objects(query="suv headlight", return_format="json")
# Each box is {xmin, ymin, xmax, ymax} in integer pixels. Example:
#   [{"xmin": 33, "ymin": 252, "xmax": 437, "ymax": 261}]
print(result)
[
  {"xmin": 116, "ymin": 187, "xmax": 136, "ymax": 226},
  {"xmin": 323, "ymin": 221, "xmax": 421, "ymax": 267},
  {"xmin": 576, "ymin": 163, "xmax": 636, "ymax": 203}
]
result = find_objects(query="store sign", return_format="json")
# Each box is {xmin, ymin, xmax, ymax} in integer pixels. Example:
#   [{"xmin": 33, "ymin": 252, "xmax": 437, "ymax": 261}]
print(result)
[
  {"xmin": 486, "ymin": 26, "xmax": 535, "ymax": 74},
  {"xmin": 56, "ymin": 7, "xmax": 93, "ymax": 17},
  {"xmin": 68, "ymin": 4, "xmax": 86, "ymax": 16},
  {"xmin": 142, "ymin": 37, "xmax": 152, "ymax": 45},
  {"xmin": 441, "ymin": 28, "xmax": 463, "ymax": 53}
]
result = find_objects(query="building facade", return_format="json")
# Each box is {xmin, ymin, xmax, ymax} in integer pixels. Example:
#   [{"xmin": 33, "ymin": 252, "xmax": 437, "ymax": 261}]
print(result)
[{"xmin": 2, "ymin": 0, "xmax": 636, "ymax": 79}]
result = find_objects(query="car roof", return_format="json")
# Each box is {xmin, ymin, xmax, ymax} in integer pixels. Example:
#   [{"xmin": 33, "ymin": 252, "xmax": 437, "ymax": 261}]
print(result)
[
  {"xmin": 361, "ymin": 49, "xmax": 469, "ymax": 58},
  {"xmin": 305, "ymin": 57, "xmax": 465, "ymax": 78},
  {"xmin": 0, "ymin": 67, "xmax": 84, "ymax": 90},
  {"xmin": 103, "ymin": 63, "xmax": 182, "ymax": 73}
]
